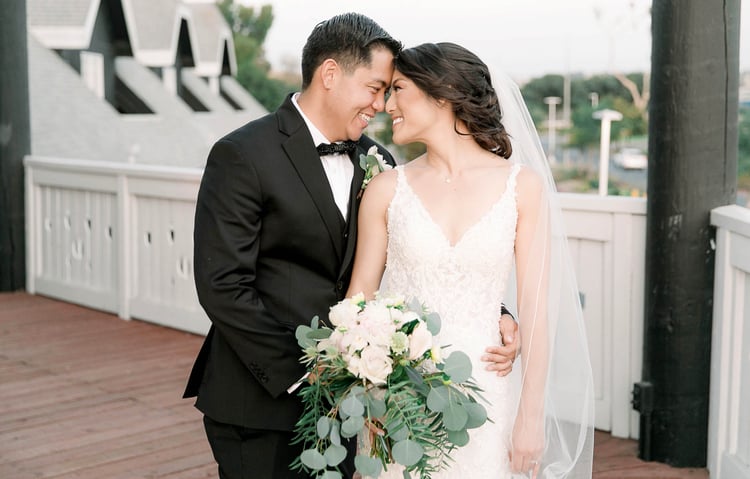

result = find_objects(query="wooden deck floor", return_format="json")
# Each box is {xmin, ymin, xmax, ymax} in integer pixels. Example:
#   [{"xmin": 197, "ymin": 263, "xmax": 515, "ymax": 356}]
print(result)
[{"xmin": 0, "ymin": 292, "xmax": 710, "ymax": 478}]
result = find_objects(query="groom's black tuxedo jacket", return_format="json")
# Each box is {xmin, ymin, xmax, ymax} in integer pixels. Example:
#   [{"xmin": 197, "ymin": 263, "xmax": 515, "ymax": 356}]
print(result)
[{"xmin": 183, "ymin": 95, "xmax": 394, "ymax": 432}]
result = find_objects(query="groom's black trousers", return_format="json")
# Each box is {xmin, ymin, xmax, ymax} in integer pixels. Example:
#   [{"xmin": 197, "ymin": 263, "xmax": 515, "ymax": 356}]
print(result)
[{"xmin": 203, "ymin": 415, "xmax": 356, "ymax": 479}]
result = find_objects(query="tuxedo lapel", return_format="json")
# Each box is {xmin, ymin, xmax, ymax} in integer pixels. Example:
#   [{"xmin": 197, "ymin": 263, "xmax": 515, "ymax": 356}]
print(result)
[
  {"xmin": 278, "ymin": 99, "xmax": 345, "ymax": 261},
  {"xmin": 339, "ymin": 146, "xmax": 367, "ymax": 277}
]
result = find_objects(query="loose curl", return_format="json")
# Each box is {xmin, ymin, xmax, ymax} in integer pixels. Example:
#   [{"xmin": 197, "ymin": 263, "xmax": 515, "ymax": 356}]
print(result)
[{"xmin": 394, "ymin": 42, "xmax": 512, "ymax": 159}]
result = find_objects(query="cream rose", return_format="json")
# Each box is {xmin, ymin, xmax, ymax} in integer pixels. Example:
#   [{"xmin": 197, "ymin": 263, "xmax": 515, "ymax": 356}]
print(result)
[
  {"xmin": 357, "ymin": 345, "xmax": 393, "ymax": 385},
  {"xmin": 329, "ymin": 300, "xmax": 361, "ymax": 329},
  {"xmin": 408, "ymin": 321, "xmax": 434, "ymax": 360}
]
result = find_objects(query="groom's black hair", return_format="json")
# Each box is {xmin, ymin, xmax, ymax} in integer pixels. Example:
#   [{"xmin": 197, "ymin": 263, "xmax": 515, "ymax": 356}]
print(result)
[{"xmin": 300, "ymin": 12, "xmax": 402, "ymax": 89}]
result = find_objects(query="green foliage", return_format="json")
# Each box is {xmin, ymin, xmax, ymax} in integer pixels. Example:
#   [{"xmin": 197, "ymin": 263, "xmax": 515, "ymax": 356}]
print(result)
[
  {"xmin": 739, "ymin": 106, "xmax": 750, "ymax": 181},
  {"xmin": 519, "ymin": 74, "xmax": 565, "ymax": 126},
  {"xmin": 520, "ymin": 73, "xmax": 648, "ymax": 149},
  {"xmin": 218, "ymin": 1, "xmax": 299, "ymax": 111}
]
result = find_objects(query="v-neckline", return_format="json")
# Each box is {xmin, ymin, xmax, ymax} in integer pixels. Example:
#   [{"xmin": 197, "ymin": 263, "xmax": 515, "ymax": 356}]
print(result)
[{"xmin": 398, "ymin": 166, "xmax": 516, "ymax": 249}]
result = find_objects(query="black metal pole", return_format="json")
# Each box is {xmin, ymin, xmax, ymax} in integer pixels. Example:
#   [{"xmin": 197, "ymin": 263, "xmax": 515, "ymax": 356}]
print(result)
[
  {"xmin": 639, "ymin": 0, "xmax": 740, "ymax": 466},
  {"xmin": 0, "ymin": 0, "xmax": 31, "ymax": 291}
]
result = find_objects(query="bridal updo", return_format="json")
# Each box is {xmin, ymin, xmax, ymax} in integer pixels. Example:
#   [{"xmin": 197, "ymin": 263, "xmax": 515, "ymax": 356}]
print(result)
[{"xmin": 393, "ymin": 42, "xmax": 512, "ymax": 159}]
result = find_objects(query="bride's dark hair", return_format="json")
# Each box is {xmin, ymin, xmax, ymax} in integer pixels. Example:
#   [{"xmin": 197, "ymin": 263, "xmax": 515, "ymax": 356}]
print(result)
[{"xmin": 394, "ymin": 42, "xmax": 512, "ymax": 159}]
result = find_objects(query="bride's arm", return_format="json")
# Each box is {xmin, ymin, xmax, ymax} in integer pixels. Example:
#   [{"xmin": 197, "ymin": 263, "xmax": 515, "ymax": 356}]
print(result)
[
  {"xmin": 345, "ymin": 170, "xmax": 397, "ymax": 300},
  {"xmin": 510, "ymin": 167, "xmax": 550, "ymax": 476}
]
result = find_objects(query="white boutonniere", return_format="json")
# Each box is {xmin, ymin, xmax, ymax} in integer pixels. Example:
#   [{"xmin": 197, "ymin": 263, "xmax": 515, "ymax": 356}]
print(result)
[{"xmin": 358, "ymin": 146, "xmax": 392, "ymax": 198}]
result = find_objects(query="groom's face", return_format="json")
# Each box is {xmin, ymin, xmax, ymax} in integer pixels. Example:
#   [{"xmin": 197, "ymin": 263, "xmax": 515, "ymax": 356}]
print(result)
[{"xmin": 328, "ymin": 47, "xmax": 394, "ymax": 142}]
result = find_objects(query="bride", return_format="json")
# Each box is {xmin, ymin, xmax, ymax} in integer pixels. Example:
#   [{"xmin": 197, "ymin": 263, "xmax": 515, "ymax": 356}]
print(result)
[{"xmin": 346, "ymin": 43, "xmax": 594, "ymax": 478}]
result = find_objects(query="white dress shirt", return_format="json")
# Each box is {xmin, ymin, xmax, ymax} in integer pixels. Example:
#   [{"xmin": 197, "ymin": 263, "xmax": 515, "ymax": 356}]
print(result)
[{"xmin": 291, "ymin": 93, "xmax": 355, "ymax": 220}]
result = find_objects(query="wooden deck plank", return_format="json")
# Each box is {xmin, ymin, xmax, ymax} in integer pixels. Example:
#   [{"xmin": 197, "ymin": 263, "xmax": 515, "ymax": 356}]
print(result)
[{"xmin": 0, "ymin": 292, "xmax": 709, "ymax": 478}]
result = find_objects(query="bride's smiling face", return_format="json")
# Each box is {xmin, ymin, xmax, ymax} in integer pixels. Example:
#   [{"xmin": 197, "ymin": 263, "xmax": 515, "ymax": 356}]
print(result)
[{"xmin": 385, "ymin": 71, "xmax": 445, "ymax": 145}]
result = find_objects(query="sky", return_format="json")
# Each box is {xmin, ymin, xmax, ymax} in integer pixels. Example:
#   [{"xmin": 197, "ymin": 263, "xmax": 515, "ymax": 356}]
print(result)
[{"xmin": 239, "ymin": 0, "xmax": 749, "ymax": 83}]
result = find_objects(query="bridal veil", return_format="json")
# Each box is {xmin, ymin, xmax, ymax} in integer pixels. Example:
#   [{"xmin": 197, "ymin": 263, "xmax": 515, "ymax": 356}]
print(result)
[{"xmin": 493, "ymin": 71, "xmax": 596, "ymax": 478}]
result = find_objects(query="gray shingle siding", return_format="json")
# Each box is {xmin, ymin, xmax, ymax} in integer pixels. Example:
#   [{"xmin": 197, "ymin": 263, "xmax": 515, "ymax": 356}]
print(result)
[{"xmin": 27, "ymin": 0, "xmax": 267, "ymax": 168}]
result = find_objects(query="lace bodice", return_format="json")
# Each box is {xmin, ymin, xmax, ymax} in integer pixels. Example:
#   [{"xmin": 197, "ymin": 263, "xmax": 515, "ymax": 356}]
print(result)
[
  {"xmin": 381, "ymin": 164, "xmax": 520, "ymax": 343},
  {"xmin": 378, "ymin": 164, "xmax": 522, "ymax": 478}
]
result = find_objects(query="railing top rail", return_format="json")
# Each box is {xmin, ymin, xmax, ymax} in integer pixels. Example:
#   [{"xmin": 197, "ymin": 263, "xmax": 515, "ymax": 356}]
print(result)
[
  {"xmin": 559, "ymin": 193, "xmax": 647, "ymax": 215},
  {"xmin": 711, "ymin": 204, "xmax": 750, "ymax": 237},
  {"xmin": 24, "ymin": 155, "xmax": 204, "ymax": 181}
]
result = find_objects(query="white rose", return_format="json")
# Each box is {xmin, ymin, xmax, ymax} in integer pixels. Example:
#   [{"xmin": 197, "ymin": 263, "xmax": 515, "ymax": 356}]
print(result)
[
  {"xmin": 361, "ymin": 303, "xmax": 392, "ymax": 328},
  {"xmin": 367, "ymin": 146, "xmax": 392, "ymax": 172},
  {"xmin": 329, "ymin": 300, "xmax": 361, "ymax": 328},
  {"xmin": 345, "ymin": 353, "xmax": 361, "ymax": 378},
  {"xmin": 317, "ymin": 329, "xmax": 345, "ymax": 355},
  {"xmin": 408, "ymin": 321, "xmax": 434, "ymax": 360},
  {"xmin": 357, "ymin": 345, "xmax": 393, "ymax": 385},
  {"xmin": 340, "ymin": 326, "xmax": 369, "ymax": 354}
]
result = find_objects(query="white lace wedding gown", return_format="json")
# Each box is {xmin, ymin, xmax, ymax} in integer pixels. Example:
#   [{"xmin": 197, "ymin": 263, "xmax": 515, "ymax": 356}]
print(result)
[{"xmin": 378, "ymin": 164, "xmax": 522, "ymax": 478}]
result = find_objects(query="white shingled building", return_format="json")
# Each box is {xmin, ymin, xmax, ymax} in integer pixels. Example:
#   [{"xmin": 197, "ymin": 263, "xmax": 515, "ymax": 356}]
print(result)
[{"xmin": 26, "ymin": 0, "xmax": 267, "ymax": 166}]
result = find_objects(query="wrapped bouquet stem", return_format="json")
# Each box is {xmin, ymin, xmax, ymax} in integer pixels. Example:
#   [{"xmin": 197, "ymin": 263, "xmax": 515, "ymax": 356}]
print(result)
[{"xmin": 291, "ymin": 293, "xmax": 490, "ymax": 479}]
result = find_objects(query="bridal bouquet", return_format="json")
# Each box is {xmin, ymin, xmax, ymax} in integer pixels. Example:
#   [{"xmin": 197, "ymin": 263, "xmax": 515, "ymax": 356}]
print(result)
[{"xmin": 292, "ymin": 292, "xmax": 489, "ymax": 479}]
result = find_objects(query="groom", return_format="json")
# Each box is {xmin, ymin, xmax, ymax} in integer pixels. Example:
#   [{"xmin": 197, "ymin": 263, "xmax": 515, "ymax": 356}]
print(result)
[{"xmin": 184, "ymin": 12, "xmax": 518, "ymax": 479}]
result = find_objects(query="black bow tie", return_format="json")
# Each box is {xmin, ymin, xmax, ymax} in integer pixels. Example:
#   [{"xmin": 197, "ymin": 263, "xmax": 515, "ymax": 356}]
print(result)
[{"xmin": 316, "ymin": 141, "xmax": 357, "ymax": 156}]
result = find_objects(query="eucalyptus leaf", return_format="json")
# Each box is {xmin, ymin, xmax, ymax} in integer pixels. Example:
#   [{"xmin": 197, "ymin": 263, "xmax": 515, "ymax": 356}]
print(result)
[
  {"xmin": 385, "ymin": 417, "xmax": 409, "ymax": 441},
  {"xmin": 426, "ymin": 386, "xmax": 450, "ymax": 412},
  {"xmin": 442, "ymin": 401, "xmax": 469, "ymax": 431},
  {"xmin": 355, "ymin": 455, "xmax": 383, "ymax": 477},
  {"xmin": 447, "ymin": 428, "xmax": 470, "ymax": 446},
  {"xmin": 300, "ymin": 449, "xmax": 327, "ymax": 470},
  {"xmin": 341, "ymin": 415, "xmax": 365, "ymax": 438},
  {"xmin": 443, "ymin": 351, "xmax": 473, "ymax": 383},
  {"xmin": 295, "ymin": 325, "xmax": 313, "ymax": 348},
  {"xmin": 391, "ymin": 439, "xmax": 424, "ymax": 467},
  {"xmin": 317, "ymin": 416, "xmax": 331, "ymax": 439},
  {"xmin": 308, "ymin": 328, "xmax": 333, "ymax": 340},
  {"xmin": 311, "ymin": 315, "xmax": 320, "ymax": 329},
  {"xmin": 341, "ymin": 393, "xmax": 365, "ymax": 417},
  {"xmin": 464, "ymin": 402, "xmax": 488, "ymax": 429},
  {"xmin": 365, "ymin": 393, "xmax": 387, "ymax": 418},
  {"xmin": 404, "ymin": 366, "xmax": 429, "ymax": 396},
  {"xmin": 321, "ymin": 471, "xmax": 342, "ymax": 479},
  {"xmin": 324, "ymin": 444, "xmax": 348, "ymax": 467},
  {"xmin": 329, "ymin": 420, "xmax": 341, "ymax": 446},
  {"xmin": 406, "ymin": 297, "xmax": 422, "ymax": 314},
  {"xmin": 424, "ymin": 311, "xmax": 441, "ymax": 335}
]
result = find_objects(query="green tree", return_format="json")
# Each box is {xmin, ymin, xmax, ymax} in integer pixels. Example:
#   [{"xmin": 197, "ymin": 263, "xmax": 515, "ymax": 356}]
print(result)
[
  {"xmin": 565, "ymin": 73, "xmax": 648, "ymax": 148},
  {"xmin": 739, "ymin": 106, "xmax": 750, "ymax": 186},
  {"xmin": 520, "ymin": 74, "xmax": 565, "ymax": 126},
  {"xmin": 218, "ymin": 1, "xmax": 299, "ymax": 110}
]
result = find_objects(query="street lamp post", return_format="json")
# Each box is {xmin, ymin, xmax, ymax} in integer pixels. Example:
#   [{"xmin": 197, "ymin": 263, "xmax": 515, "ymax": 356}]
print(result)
[
  {"xmin": 589, "ymin": 92, "xmax": 599, "ymax": 108},
  {"xmin": 593, "ymin": 109, "xmax": 623, "ymax": 196},
  {"xmin": 544, "ymin": 96, "xmax": 562, "ymax": 164}
]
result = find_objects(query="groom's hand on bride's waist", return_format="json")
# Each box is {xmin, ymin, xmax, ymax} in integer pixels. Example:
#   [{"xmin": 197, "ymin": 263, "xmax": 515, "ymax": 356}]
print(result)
[{"xmin": 481, "ymin": 313, "xmax": 520, "ymax": 377}]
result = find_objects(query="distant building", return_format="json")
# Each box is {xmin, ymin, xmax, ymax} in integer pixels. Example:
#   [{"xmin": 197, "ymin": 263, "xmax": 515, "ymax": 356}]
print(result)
[{"xmin": 26, "ymin": 0, "xmax": 267, "ymax": 166}]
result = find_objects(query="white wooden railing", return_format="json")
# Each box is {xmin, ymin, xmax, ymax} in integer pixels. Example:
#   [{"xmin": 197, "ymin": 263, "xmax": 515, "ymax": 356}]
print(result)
[
  {"xmin": 708, "ymin": 205, "xmax": 750, "ymax": 479},
  {"xmin": 560, "ymin": 193, "xmax": 647, "ymax": 439},
  {"xmin": 28, "ymin": 155, "xmax": 750, "ymax": 462},
  {"xmin": 24, "ymin": 156, "xmax": 208, "ymax": 335}
]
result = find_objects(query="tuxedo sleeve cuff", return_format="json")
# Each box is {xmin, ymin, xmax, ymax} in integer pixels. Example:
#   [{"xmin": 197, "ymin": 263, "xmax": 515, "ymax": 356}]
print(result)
[{"xmin": 500, "ymin": 303, "xmax": 516, "ymax": 322}]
